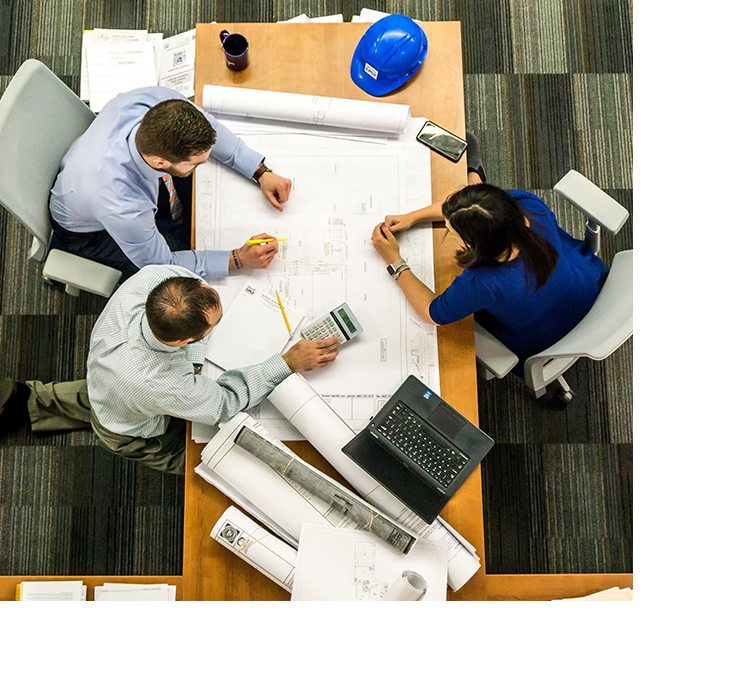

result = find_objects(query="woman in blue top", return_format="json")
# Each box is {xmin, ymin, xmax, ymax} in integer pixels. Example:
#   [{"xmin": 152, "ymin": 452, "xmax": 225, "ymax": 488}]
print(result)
[{"xmin": 371, "ymin": 177, "xmax": 609, "ymax": 376}]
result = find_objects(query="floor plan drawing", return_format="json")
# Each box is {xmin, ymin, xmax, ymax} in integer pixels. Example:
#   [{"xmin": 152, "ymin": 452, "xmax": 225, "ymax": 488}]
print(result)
[
  {"xmin": 354, "ymin": 542, "xmax": 388, "ymax": 601},
  {"xmin": 197, "ymin": 120, "xmax": 439, "ymax": 439}
]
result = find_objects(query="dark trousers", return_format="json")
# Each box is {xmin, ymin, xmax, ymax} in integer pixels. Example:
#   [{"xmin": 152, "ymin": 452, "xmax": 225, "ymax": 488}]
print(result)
[{"xmin": 49, "ymin": 175, "xmax": 193, "ymax": 283}]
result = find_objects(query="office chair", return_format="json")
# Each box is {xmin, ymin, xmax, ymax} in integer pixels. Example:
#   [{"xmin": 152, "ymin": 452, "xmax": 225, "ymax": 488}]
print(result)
[
  {"xmin": 475, "ymin": 170, "xmax": 632, "ymax": 403},
  {"xmin": 0, "ymin": 59, "xmax": 121, "ymax": 297}
]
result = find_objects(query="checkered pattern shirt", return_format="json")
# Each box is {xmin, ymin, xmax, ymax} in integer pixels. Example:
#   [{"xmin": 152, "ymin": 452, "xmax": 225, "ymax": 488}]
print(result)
[{"xmin": 87, "ymin": 265, "xmax": 292, "ymax": 438}]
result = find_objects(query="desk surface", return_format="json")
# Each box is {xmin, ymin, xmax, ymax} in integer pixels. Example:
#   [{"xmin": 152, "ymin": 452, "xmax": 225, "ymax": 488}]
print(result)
[{"xmin": 184, "ymin": 21, "xmax": 483, "ymax": 601}]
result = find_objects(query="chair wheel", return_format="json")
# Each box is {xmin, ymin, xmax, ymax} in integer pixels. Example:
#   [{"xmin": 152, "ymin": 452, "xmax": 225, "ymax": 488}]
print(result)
[{"xmin": 557, "ymin": 388, "xmax": 575, "ymax": 404}]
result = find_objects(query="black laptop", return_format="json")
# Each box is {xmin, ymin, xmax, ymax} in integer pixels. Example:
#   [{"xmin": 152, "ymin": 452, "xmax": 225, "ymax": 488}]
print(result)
[{"xmin": 341, "ymin": 375, "xmax": 494, "ymax": 524}]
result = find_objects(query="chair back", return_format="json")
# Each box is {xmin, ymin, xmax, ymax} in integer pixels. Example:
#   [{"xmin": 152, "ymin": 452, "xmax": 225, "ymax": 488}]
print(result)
[
  {"xmin": 524, "ymin": 250, "xmax": 633, "ymax": 395},
  {"xmin": 0, "ymin": 59, "xmax": 94, "ymax": 256}
]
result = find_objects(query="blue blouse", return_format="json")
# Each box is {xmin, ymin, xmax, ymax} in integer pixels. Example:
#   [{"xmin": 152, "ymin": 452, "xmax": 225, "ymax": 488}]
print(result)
[{"xmin": 429, "ymin": 190, "xmax": 609, "ymax": 364}]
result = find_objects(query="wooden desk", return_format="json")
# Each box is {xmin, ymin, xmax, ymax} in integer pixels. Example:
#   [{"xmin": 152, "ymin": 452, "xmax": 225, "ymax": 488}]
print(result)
[{"xmin": 184, "ymin": 21, "xmax": 482, "ymax": 601}]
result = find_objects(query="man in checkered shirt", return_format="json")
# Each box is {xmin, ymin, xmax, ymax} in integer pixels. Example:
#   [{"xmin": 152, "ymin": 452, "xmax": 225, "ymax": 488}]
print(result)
[{"xmin": 0, "ymin": 265, "xmax": 339, "ymax": 474}]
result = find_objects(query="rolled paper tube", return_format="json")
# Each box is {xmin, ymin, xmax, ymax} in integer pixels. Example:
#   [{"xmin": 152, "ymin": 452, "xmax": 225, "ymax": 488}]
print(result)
[{"xmin": 382, "ymin": 570, "xmax": 428, "ymax": 601}]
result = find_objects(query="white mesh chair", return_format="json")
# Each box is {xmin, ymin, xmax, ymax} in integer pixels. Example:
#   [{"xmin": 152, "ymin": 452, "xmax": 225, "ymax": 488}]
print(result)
[
  {"xmin": 475, "ymin": 170, "xmax": 632, "ymax": 403},
  {"xmin": 0, "ymin": 59, "xmax": 121, "ymax": 297}
]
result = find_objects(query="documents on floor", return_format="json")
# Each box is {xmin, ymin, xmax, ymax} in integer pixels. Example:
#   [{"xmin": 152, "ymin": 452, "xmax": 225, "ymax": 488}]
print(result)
[{"xmin": 81, "ymin": 27, "xmax": 196, "ymax": 112}]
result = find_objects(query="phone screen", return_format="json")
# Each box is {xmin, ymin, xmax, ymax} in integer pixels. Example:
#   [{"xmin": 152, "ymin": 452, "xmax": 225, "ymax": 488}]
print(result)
[{"xmin": 417, "ymin": 121, "xmax": 467, "ymax": 162}]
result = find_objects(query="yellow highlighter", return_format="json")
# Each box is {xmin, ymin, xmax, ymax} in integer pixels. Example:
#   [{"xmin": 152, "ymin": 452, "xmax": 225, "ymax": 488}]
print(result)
[
  {"xmin": 246, "ymin": 238, "xmax": 288, "ymax": 246},
  {"xmin": 275, "ymin": 291, "xmax": 291, "ymax": 334}
]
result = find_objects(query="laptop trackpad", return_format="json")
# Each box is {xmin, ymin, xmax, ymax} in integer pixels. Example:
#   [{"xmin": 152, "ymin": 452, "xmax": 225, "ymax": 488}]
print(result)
[{"xmin": 428, "ymin": 404, "xmax": 465, "ymax": 439}]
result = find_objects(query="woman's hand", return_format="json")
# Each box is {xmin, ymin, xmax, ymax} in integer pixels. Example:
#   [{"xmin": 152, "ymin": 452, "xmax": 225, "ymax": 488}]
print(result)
[
  {"xmin": 372, "ymin": 223, "xmax": 402, "ymax": 265},
  {"xmin": 381, "ymin": 214, "xmax": 414, "ymax": 233}
]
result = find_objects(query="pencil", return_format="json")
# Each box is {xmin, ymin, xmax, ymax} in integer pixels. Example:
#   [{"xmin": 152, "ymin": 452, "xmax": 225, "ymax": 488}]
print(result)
[
  {"xmin": 246, "ymin": 238, "xmax": 288, "ymax": 245},
  {"xmin": 275, "ymin": 291, "xmax": 291, "ymax": 333}
]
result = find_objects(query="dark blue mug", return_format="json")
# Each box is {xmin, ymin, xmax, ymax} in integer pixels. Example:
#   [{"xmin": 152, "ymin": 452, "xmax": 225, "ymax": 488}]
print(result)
[{"xmin": 220, "ymin": 30, "xmax": 249, "ymax": 71}]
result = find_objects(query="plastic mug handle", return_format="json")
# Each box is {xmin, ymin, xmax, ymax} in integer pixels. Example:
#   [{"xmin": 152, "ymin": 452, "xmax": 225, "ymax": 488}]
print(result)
[{"xmin": 220, "ymin": 30, "xmax": 230, "ymax": 44}]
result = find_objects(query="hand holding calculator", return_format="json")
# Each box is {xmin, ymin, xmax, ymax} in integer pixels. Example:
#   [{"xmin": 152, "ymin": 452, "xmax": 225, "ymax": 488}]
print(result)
[{"xmin": 300, "ymin": 303, "xmax": 363, "ymax": 345}]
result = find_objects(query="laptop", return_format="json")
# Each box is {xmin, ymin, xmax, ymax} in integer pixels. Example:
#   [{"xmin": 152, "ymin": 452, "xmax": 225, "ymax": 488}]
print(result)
[{"xmin": 341, "ymin": 375, "xmax": 494, "ymax": 524}]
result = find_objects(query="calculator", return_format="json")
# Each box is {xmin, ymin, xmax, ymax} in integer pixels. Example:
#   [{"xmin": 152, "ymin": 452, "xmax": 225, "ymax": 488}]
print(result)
[{"xmin": 300, "ymin": 303, "xmax": 363, "ymax": 344}]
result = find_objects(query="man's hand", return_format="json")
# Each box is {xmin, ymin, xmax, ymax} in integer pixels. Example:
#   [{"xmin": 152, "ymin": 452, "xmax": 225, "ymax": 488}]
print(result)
[
  {"xmin": 258, "ymin": 171, "xmax": 292, "ymax": 212},
  {"xmin": 282, "ymin": 338, "xmax": 340, "ymax": 372},
  {"xmin": 231, "ymin": 233, "xmax": 280, "ymax": 270}
]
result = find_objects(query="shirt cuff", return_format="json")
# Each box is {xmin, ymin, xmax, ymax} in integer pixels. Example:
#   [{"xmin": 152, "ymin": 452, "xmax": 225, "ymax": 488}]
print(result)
[{"xmin": 261, "ymin": 352, "xmax": 293, "ymax": 387}]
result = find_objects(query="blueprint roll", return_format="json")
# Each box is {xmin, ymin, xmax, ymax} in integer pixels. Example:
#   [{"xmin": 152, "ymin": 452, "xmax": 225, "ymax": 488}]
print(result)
[
  {"xmin": 202, "ymin": 85, "xmax": 411, "ymax": 135},
  {"xmin": 382, "ymin": 570, "xmax": 428, "ymax": 601},
  {"xmin": 267, "ymin": 374, "xmax": 374, "ymax": 487}
]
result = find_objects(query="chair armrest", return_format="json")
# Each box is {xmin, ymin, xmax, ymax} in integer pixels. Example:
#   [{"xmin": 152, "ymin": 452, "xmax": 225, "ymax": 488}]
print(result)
[
  {"xmin": 554, "ymin": 170, "xmax": 629, "ymax": 235},
  {"xmin": 474, "ymin": 322, "xmax": 519, "ymax": 378},
  {"xmin": 43, "ymin": 249, "xmax": 121, "ymax": 298}
]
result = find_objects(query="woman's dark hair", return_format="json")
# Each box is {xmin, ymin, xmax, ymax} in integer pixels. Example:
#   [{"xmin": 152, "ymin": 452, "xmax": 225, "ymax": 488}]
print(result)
[
  {"xmin": 145, "ymin": 276, "xmax": 220, "ymax": 343},
  {"xmin": 441, "ymin": 184, "xmax": 559, "ymax": 292},
  {"xmin": 136, "ymin": 99, "xmax": 217, "ymax": 163}
]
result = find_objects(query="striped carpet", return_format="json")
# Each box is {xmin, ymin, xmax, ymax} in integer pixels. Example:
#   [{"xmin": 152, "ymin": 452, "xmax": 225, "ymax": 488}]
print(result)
[{"xmin": 0, "ymin": 0, "xmax": 632, "ymax": 577}]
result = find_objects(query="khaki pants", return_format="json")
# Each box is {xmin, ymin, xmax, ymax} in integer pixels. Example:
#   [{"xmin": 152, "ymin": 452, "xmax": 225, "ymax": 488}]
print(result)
[{"xmin": 26, "ymin": 380, "xmax": 186, "ymax": 475}]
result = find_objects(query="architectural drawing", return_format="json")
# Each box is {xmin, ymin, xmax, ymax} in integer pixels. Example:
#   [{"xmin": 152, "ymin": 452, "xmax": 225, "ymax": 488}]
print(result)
[{"xmin": 354, "ymin": 542, "xmax": 388, "ymax": 601}]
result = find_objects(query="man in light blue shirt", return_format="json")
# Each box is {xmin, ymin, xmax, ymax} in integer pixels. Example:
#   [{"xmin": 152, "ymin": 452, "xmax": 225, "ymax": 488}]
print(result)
[
  {"xmin": 0, "ymin": 265, "xmax": 340, "ymax": 474},
  {"xmin": 49, "ymin": 86, "xmax": 292, "ymax": 281}
]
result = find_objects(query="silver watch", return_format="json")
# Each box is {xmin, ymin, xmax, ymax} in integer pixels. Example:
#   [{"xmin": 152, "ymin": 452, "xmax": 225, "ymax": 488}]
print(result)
[{"xmin": 386, "ymin": 258, "xmax": 408, "ymax": 278}]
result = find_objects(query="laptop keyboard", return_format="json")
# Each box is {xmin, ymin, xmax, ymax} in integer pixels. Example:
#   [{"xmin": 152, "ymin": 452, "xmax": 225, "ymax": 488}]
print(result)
[{"xmin": 375, "ymin": 401, "xmax": 469, "ymax": 487}]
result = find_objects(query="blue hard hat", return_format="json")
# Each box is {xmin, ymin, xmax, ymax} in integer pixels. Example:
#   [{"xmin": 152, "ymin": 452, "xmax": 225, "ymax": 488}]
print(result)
[{"xmin": 351, "ymin": 14, "xmax": 428, "ymax": 97}]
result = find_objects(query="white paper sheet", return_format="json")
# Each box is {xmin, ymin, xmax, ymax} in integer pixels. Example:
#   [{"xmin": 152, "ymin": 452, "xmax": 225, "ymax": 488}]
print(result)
[
  {"xmin": 86, "ymin": 39, "xmax": 158, "ymax": 112},
  {"xmin": 204, "ymin": 281, "xmax": 303, "ymax": 370},
  {"xmin": 158, "ymin": 29, "xmax": 196, "ymax": 97},
  {"xmin": 292, "ymin": 523, "xmax": 447, "ymax": 601}
]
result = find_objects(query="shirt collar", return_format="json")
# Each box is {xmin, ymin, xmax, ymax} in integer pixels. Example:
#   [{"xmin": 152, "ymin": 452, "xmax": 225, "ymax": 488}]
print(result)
[
  {"xmin": 141, "ymin": 315, "xmax": 181, "ymax": 353},
  {"xmin": 128, "ymin": 123, "xmax": 166, "ymax": 183}
]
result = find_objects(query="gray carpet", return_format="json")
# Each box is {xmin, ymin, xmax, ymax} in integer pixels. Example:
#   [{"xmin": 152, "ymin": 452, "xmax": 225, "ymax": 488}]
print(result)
[{"xmin": 0, "ymin": 0, "xmax": 632, "ymax": 577}]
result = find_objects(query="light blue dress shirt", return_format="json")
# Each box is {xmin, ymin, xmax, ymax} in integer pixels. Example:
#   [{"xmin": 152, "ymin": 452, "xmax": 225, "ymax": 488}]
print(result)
[
  {"xmin": 87, "ymin": 264, "xmax": 292, "ymax": 438},
  {"xmin": 50, "ymin": 87, "xmax": 264, "ymax": 279}
]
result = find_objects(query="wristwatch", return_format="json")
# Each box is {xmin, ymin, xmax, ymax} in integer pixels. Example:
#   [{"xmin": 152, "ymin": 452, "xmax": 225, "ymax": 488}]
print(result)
[
  {"xmin": 387, "ymin": 258, "xmax": 410, "ymax": 280},
  {"xmin": 252, "ymin": 161, "xmax": 272, "ymax": 184}
]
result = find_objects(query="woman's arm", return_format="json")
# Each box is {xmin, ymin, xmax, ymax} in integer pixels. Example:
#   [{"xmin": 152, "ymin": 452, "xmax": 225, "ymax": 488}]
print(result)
[
  {"xmin": 382, "ymin": 201, "xmax": 446, "ymax": 233},
  {"xmin": 372, "ymin": 223, "xmax": 440, "ymax": 325}
]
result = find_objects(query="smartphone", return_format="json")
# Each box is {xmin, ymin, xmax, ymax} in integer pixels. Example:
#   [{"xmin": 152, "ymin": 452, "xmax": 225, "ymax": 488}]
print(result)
[
  {"xmin": 416, "ymin": 120, "xmax": 468, "ymax": 162},
  {"xmin": 300, "ymin": 303, "xmax": 363, "ymax": 345}
]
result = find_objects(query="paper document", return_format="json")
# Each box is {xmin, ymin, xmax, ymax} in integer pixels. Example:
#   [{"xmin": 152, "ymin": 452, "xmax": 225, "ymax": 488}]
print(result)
[
  {"xmin": 81, "ymin": 27, "xmax": 195, "ymax": 107},
  {"xmin": 203, "ymin": 85, "xmax": 411, "ymax": 135},
  {"xmin": 94, "ymin": 583, "xmax": 175, "ymax": 601},
  {"xmin": 204, "ymin": 282, "xmax": 303, "ymax": 370},
  {"xmin": 86, "ymin": 39, "xmax": 158, "ymax": 113},
  {"xmin": 291, "ymin": 523, "xmax": 447, "ymax": 601}
]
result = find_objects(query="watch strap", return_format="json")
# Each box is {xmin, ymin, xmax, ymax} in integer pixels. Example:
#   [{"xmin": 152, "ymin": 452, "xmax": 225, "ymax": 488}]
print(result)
[
  {"xmin": 253, "ymin": 162, "xmax": 272, "ymax": 184},
  {"xmin": 386, "ymin": 258, "xmax": 407, "ymax": 276}
]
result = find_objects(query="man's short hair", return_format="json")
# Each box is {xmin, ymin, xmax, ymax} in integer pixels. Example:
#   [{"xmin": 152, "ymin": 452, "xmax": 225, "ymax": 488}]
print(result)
[
  {"xmin": 135, "ymin": 99, "xmax": 217, "ymax": 163},
  {"xmin": 145, "ymin": 276, "xmax": 220, "ymax": 343}
]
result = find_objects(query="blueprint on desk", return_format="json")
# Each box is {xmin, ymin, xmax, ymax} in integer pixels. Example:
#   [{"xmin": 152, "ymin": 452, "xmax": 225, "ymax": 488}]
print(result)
[{"xmin": 195, "ymin": 113, "xmax": 439, "ymax": 441}]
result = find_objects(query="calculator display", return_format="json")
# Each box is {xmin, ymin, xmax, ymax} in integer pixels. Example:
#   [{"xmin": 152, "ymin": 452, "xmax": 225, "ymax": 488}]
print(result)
[
  {"xmin": 337, "ymin": 308, "xmax": 357, "ymax": 334},
  {"xmin": 300, "ymin": 302, "xmax": 363, "ymax": 346}
]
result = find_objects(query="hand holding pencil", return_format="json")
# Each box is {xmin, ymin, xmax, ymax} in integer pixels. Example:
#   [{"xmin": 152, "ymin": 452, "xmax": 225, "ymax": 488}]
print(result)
[{"xmin": 230, "ymin": 233, "xmax": 285, "ymax": 270}]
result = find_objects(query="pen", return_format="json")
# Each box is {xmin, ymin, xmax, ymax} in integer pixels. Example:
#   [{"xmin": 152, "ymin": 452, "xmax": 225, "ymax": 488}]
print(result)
[
  {"xmin": 275, "ymin": 291, "xmax": 291, "ymax": 333},
  {"xmin": 246, "ymin": 238, "xmax": 288, "ymax": 246}
]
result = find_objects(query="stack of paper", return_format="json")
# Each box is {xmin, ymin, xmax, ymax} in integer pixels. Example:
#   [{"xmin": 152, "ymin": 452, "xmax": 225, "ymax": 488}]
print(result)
[
  {"xmin": 278, "ymin": 9, "xmax": 402, "ymax": 23},
  {"xmin": 16, "ymin": 580, "xmax": 86, "ymax": 601},
  {"xmin": 81, "ymin": 28, "xmax": 196, "ymax": 112},
  {"xmin": 556, "ymin": 586, "xmax": 633, "ymax": 601},
  {"xmin": 94, "ymin": 583, "xmax": 176, "ymax": 601}
]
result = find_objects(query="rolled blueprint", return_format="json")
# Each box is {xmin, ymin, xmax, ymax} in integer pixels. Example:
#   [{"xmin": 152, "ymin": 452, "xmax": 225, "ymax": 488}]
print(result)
[
  {"xmin": 203, "ymin": 84, "xmax": 411, "ymax": 135},
  {"xmin": 267, "ymin": 374, "xmax": 482, "ymax": 591},
  {"xmin": 211, "ymin": 506, "xmax": 298, "ymax": 592},
  {"xmin": 382, "ymin": 570, "xmax": 428, "ymax": 601}
]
